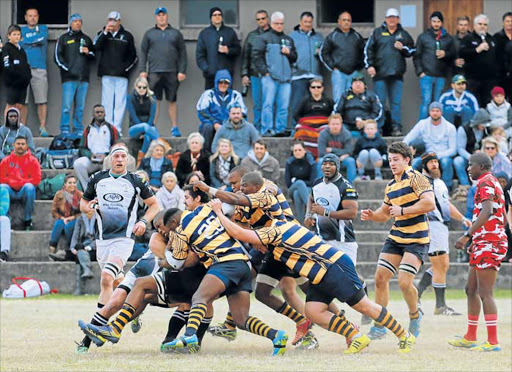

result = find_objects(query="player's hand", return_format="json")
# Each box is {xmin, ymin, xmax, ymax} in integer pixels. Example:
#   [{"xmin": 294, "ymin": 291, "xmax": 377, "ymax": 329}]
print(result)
[
  {"xmin": 462, "ymin": 218, "xmax": 472, "ymax": 229},
  {"xmin": 360, "ymin": 209, "xmax": 374, "ymax": 221},
  {"xmin": 192, "ymin": 180, "xmax": 209, "ymax": 193},
  {"xmin": 310, "ymin": 203, "xmax": 325, "ymax": 216},
  {"xmin": 253, "ymin": 242, "xmax": 269, "ymax": 254},
  {"xmin": 389, "ymin": 205, "xmax": 403, "ymax": 217},
  {"xmin": 304, "ymin": 216, "xmax": 316, "ymax": 228},
  {"xmin": 133, "ymin": 220, "xmax": 147, "ymax": 236},
  {"xmin": 85, "ymin": 199, "xmax": 99, "ymax": 214},
  {"xmin": 177, "ymin": 72, "xmax": 186, "ymax": 82},
  {"xmin": 158, "ymin": 258, "xmax": 171, "ymax": 268},
  {"xmin": 210, "ymin": 198, "xmax": 223, "ymax": 214},
  {"xmin": 455, "ymin": 235, "xmax": 470, "ymax": 250}
]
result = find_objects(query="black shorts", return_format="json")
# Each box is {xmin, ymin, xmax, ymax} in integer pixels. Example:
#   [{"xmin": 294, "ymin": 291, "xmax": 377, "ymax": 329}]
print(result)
[
  {"xmin": 149, "ymin": 72, "xmax": 179, "ymax": 102},
  {"xmin": 164, "ymin": 265, "xmax": 207, "ymax": 303},
  {"xmin": 381, "ymin": 238, "xmax": 428, "ymax": 263},
  {"xmin": 207, "ymin": 260, "xmax": 253, "ymax": 296},
  {"xmin": 258, "ymin": 252, "xmax": 299, "ymax": 282},
  {"xmin": 5, "ymin": 85, "xmax": 28, "ymax": 105},
  {"xmin": 306, "ymin": 254, "xmax": 365, "ymax": 306},
  {"xmin": 248, "ymin": 247, "xmax": 264, "ymax": 273}
]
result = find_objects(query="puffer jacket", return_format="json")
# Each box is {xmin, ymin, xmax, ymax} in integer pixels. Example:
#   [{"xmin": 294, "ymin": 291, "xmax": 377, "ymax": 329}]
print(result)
[
  {"xmin": 335, "ymin": 89, "xmax": 383, "ymax": 131},
  {"xmin": 413, "ymin": 27, "xmax": 455, "ymax": 77},
  {"xmin": 241, "ymin": 26, "xmax": 270, "ymax": 77},
  {"xmin": 54, "ymin": 28, "xmax": 95, "ymax": 82},
  {"xmin": 289, "ymin": 25, "xmax": 324, "ymax": 78},
  {"xmin": 320, "ymin": 27, "xmax": 364, "ymax": 73}
]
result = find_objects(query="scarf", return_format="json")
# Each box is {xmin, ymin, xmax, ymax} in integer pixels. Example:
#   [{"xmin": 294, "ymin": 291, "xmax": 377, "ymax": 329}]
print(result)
[
  {"xmin": 62, "ymin": 188, "xmax": 81, "ymax": 216},
  {"xmin": 150, "ymin": 156, "xmax": 164, "ymax": 171},
  {"xmin": 217, "ymin": 156, "xmax": 231, "ymax": 186},
  {"xmin": 190, "ymin": 151, "xmax": 201, "ymax": 171}
]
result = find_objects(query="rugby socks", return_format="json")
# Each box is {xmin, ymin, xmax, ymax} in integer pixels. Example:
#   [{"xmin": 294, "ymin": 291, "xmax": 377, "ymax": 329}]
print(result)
[
  {"xmin": 465, "ymin": 315, "xmax": 479, "ymax": 341},
  {"xmin": 224, "ymin": 312, "xmax": 236, "ymax": 330},
  {"xmin": 409, "ymin": 310, "xmax": 420, "ymax": 320},
  {"xmin": 277, "ymin": 302, "xmax": 306, "ymax": 324},
  {"xmin": 484, "ymin": 314, "xmax": 498, "ymax": 345},
  {"xmin": 185, "ymin": 303, "xmax": 207, "ymax": 336},
  {"xmin": 417, "ymin": 269, "xmax": 433, "ymax": 299},
  {"xmin": 375, "ymin": 307, "xmax": 406, "ymax": 338},
  {"xmin": 328, "ymin": 315, "xmax": 359, "ymax": 340},
  {"xmin": 245, "ymin": 316, "xmax": 278, "ymax": 340},
  {"xmin": 164, "ymin": 310, "xmax": 189, "ymax": 343},
  {"xmin": 111, "ymin": 303, "xmax": 136, "ymax": 335},
  {"xmin": 432, "ymin": 282, "xmax": 447, "ymax": 308},
  {"xmin": 82, "ymin": 304, "xmax": 106, "ymax": 348},
  {"xmin": 197, "ymin": 317, "xmax": 213, "ymax": 345}
]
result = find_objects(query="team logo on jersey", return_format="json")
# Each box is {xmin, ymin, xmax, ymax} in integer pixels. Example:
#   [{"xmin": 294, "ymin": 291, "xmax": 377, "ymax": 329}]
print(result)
[
  {"xmin": 316, "ymin": 197, "xmax": 330, "ymax": 206},
  {"xmin": 103, "ymin": 193, "xmax": 124, "ymax": 202}
]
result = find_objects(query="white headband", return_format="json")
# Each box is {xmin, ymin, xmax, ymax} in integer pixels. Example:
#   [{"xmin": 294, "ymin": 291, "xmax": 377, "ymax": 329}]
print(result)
[{"xmin": 110, "ymin": 147, "xmax": 128, "ymax": 156}]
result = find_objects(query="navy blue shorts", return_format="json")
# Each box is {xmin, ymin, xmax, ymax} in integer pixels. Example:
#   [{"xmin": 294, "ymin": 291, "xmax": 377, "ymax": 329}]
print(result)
[
  {"xmin": 306, "ymin": 254, "xmax": 365, "ymax": 306},
  {"xmin": 381, "ymin": 238, "xmax": 428, "ymax": 263},
  {"xmin": 208, "ymin": 260, "xmax": 253, "ymax": 296}
]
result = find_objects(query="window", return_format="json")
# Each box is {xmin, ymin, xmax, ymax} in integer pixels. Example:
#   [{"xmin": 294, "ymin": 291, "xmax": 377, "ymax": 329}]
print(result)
[
  {"xmin": 181, "ymin": 0, "xmax": 238, "ymax": 27},
  {"xmin": 15, "ymin": 0, "xmax": 69, "ymax": 25},
  {"xmin": 318, "ymin": 0, "xmax": 374, "ymax": 24}
]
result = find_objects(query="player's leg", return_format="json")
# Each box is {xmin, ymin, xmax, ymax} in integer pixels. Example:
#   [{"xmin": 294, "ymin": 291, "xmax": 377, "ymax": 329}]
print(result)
[
  {"xmin": 163, "ymin": 304, "xmax": 190, "ymax": 344},
  {"xmin": 397, "ymin": 252, "xmax": 423, "ymax": 338},
  {"xmin": 473, "ymin": 267, "xmax": 501, "ymax": 350},
  {"xmin": 430, "ymin": 253, "xmax": 460, "ymax": 315}
]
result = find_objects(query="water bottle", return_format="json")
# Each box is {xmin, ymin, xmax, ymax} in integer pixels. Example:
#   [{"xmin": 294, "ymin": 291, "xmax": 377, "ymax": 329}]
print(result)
[
  {"xmin": 218, "ymin": 36, "xmax": 224, "ymax": 52},
  {"xmin": 79, "ymin": 38, "xmax": 85, "ymax": 54},
  {"xmin": 242, "ymin": 84, "xmax": 249, "ymax": 97},
  {"xmin": 456, "ymin": 250, "xmax": 463, "ymax": 263},
  {"xmin": 435, "ymin": 40, "xmax": 440, "ymax": 50}
]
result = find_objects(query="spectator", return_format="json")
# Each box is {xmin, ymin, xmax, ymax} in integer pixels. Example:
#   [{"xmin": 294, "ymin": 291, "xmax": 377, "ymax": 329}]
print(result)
[
  {"xmin": 93, "ymin": 11, "xmax": 137, "ymax": 135},
  {"xmin": 294, "ymin": 78, "xmax": 334, "ymax": 121},
  {"xmin": 139, "ymin": 7, "xmax": 187, "ymax": 137},
  {"xmin": 212, "ymin": 105, "xmax": 260, "ymax": 159},
  {"xmin": 0, "ymin": 136, "xmax": 41, "ymax": 230},
  {"xmin": 69, "ymin": 212, "xmax": 96, "ymax": 295},
  {"xmin": 335, "ymin": 74, "xmax": 383, "ymax": 137},
  {"xmin": 196, "ymin": 7, "xmax": 241, "ymax": 89},
  {"xmin": 320, "ymin": 11, "xmax": 364, "ymax": 104},
  {"xmin": 487, "ymin": 86, "xmax": 512, "ymax": 134},
  {"xmin": 316, "ymin": 113, "xmax": 356, "ymax": 183},
  {"xmin": 404, "ymin": 102, "xmax": 457, "ymax": 189},
  {"xmin": 241, "ymin": 10, "xmax": 270, "ymax": 130},
  {"xmin": 210, "ymin": 138, "xmax": 239, "ymax": 189},
  {"xmin": 482, "ymin": 136, "xmax": 512, "ymax": 175},
  {"xmin": 176, "ymin": 132, "xmax": 211, "ymax": 187},
  {"xmin": 0, "ymin": 185, "xmax": 10, "ymax": 261},
  {"xmin": 353, "ymin": 120, "xmax": 388, "ymax": 180},
  {"xmin": 289, "ymin": 11, "xmax": 324, "ymax": 131},
  {"xmin": 460, "ymin": 14, "xmax": 499, "ymax": 106},
  {"xmin": 73, "ymin": 105, "xmax": 118, "ymax": 190},
  {"xmin": 494, "ymin": 12, "xmax": 512, "ymax": 99},
  {"xmin": 55, "ymin": 13, "xmax": 95, "ymax": 135},
  {"xmin": 1, "ymin": 25, "xmax": 31, "ymax": 116},
  {"xmin": 491, "ymin": 127, "xmax": 509, "ymax": 155},
  {"xmin": 455, "ymin": 108, "xmax": 491, "ymax": 186},
  {"xmin": 155, "ymin": 171, "xmax": 185, "ymax": 210},
  {"xmin": 364, "ymin": 8, "xmax": 415, "ymax": 136},
  {"xmin": 196, "ymin": 70, "xmax": 247, "ymax": 151},
  {"xmin": 126, "ymin": 77, "xmax": 159, "ymax": 162},
  {"xmin": 102, "ymin": 142, "xmax": 136, "ymax": 172},
  {"xmin": 138, "ymin": 139, "xmax": 174, "ymax": 190},
  {"xmin": 454, "ymin": 16, "xmax": 470, "ymax": 76},
  {"xmin": 439, "ymin": 74, "xmax": 479, "ymax": 128},
  {"xmin": 253, "ymin": 11, "xmax": 297, "ymax": 137},
  {"xmin": 0, "ymin": 108, "xmax": 35, "ymax": 160},
  {"xmin": 241, "ymin": 139, "xmax": 280, "ymax": 183},
  {"xmin": 48, "ymin": 174, "xmax": 82, "ymax": 261},
  {"xmin": 20, "ymin": 8, "xmax": 49, "ymax": 136},
  {"xmin": 413, "ymin": 11, "xmax": 455, "ymax": 120},
  {"xmin": 285, "ymin": 141, "xmax": 317, "ymax": 223},
  {"xmin": 184, "ymin": 171, "xmax": 205, "ymax": 187}
]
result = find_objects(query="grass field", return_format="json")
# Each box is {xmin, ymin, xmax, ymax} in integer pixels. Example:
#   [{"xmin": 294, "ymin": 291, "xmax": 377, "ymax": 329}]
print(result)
[{"xmin": 1, "ymin": 290, "xmax": 511, "ymax": 371}]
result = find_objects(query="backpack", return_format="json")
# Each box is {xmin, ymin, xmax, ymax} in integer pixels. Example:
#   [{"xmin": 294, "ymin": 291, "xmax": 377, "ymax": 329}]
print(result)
[
  {"xmin": 2, "ymin": 277, "xmax": 51, "ymax": 298},
  {"xmin": 37, "ymin": 173, "xmax": 67, "ymax": 200},
  {"xmin": 49, "ymin": 133, "xmax": 81, "ymax": 150},
  {"xmin": 46, "ymin": 149, "xmax": 79, "ymax": 169}
]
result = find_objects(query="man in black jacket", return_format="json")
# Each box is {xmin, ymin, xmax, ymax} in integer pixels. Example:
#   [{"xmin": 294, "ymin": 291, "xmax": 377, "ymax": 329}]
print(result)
[
  {"xmin": 364, "ymin": 8, "xmax": 415, "ymax": 136},
  {"xmin": 414, "ymin": 11, "xmax": 455, "ymax": 120},
  {"xmin": 320, "ymin": 11, "xmax": 365, "ymax": 103},
  {"xmin": 241, "ymin": 10, "xmax": 270, "ymax": 131},
  {"xmin": 94, "ymin": 11, "xmax": 137, "ymax": 136},
  {"xmin": 54, "ymin": 13, "xmax": 95, "ymax": 135},
  {"xmin": 453, "ymin": 16, "xmax": 470, "ymax": 76},
  {"xmin": 196, "ymin": 7, "xmax": 241, "ymax": 89},
  {"xmin": 494, "ymin": 12, "xmax": 512, "ymax": 99}
]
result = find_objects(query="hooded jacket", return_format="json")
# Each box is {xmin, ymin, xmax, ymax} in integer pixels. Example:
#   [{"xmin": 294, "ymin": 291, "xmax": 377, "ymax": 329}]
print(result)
[
  {"xmin": 320, "ymin": 27, "xmax": 364, "ymax": 74},
  {"xmin": 93, "ymin": 25, "xmax": 138, "ymax": 78},
  {"xmin": 241, "ymin": 149, "xmax": 280, "ymax": 184},
  {"xmin": 289, "ymin": 25, "xmax": 324, "ymax": 79},
  {"xmin": 196, "ymin": 70, "xmax": 247, "ymax": 127},
  {"xmin": 413, "ymin": 27, "xmax": 455, "ymax": 77},
  {"xmin": 335, "ymin": 88, "xmax": 383, "ymax": 131},
  {"xmin": 1, "ymin": 42, "xmax": 31, "ymax": 88},
  {"xmin": 460, "ymin": 31, "xmax": 498, "ymax": 80},
  {"xmin": 0, "ymin": 150, "xmax": 41, "ymax": 190},
  {"xmin": 285, "ymin": 151, "xmax": 317, "ymax": 188},
  {"xmin": 54, "ymin": 28, "xmax": 95, "ymax": 82},
  {"xmin": 364, "ymin": 22, "xmax": 415, "ymax": 80},
  {"xmin": 403, "ymin": 116, "xmax": 457, "ymax": 158},
  {"xmin": 211, "ymin": 118, "xmax": 260, "ymax": 159},
  {"xmin": 0, "ymin": 108, "xmax": 35, "ymax": 160}
]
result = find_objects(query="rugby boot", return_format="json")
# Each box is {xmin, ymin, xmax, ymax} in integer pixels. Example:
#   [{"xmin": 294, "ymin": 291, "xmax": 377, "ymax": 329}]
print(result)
[
  {"xmin": 409, "ymin": 311, "xmax": 422, "ymax": 338},
  {"xmin": 344, "ymin": 333, "xmax": 371, "ymax": 354},
  {"xmin": 469, "ymin": 341, "xmax": 502, "ymax": 352},
  {"xmin": 164, "ymin": 334, "xmax": 200, "ymax": 354},
  {"xmin": 84, "ymin": 323, "xmax": 120, "ymax": 344},
  {"xmin": 292, "ymin": 318, "xmax": 313, "ymax": 345},
  {"xmin": 397, "ymin": 332, "xmax": 416, "ymax": 353},
  {"xmin": 434, "ymin": 306, "xmax": 462, "ymax": 316},
  {"xmin": 448, "ymin": 336, "xmax": 478, "ymax": 348},
  {"xmin": 272, "ymin": 330, "xmax": 288, "ymax": 356},
  {"xmin": 296, "ymin": 331, "xmax": 319, "ymax": 350},
  {"xmin": 367, "ymin": 325, "xmax": 387, "ymax": 340},
  {"xmin": 131, "ymin": 316, "xmax": 142, "ymax": 333},
  {"xmin": 207, "ymin": 322, "xmax": 237, "ymax": 341},
  {"xmin": 78, "ymin": 320, "xmax": 105, "ymax": 347}
]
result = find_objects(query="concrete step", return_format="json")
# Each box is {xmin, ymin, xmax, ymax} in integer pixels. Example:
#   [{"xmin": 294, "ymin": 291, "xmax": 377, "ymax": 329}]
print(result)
[{"xmin": 1, "ymin": 261, "xmax": 509, "ymax": 294}]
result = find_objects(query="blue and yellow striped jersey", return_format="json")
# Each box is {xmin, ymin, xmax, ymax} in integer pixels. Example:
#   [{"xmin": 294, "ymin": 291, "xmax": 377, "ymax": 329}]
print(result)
[
  {"xmin": 169, "ymin": 204, "xmax": 248, "ymax": 268},
  {"xmin": 254, "ymin": 220, "xmax": 345, "ymax": 284},
  {"xmin": 234, "ymin": 186, "xmax": 288, "ymax": 228},
  {"xmin": 383, "ymin": 167, "xmax": 433, "ymax": 245},
  {"xmin": 264, "ymin": 179, "xmax": 294, "ymax": 219}
]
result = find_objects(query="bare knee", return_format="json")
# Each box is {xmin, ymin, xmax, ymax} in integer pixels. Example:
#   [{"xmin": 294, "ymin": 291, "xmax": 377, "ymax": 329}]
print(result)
[
  {"xmin": 279, "ymin": 282, "xmax": 296, "ymax": 300},
  {"xmin": 374, "ymin": 271, "xmax": 390, "ymax": 288},
  {"xmin": 465, "ymin": 283, "xmax": 478, "ymax": 297},
  {"xmin": 398, "ymin": 274, "xmax": 413, "ymax": 292},
  {"xmin": 100, "ymin": 272, "xmax": 114, "ymax": 289},
  {"xmin": 255, "ymin": 283, "xmax": 271, "ymax": 302}
]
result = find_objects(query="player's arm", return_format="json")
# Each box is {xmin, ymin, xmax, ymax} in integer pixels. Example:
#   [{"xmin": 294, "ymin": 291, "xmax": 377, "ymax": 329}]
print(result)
[
  {"xmin": 325, "ymin": 200, "xmax": 358, "ymax": 220},
  {"xmin": 390, "ymin": 191, "xmax": 435, "ymax": 217},
  {"xmin": 162, "ymin": 232, "xmax": 190, "ymax": 270},
  {"xmin": 149, "ymin": 232, "xmax": 166, "ymax": 259},
  {"xmin": 194, "ymin": 180, "xmax": 250, "ymax": 206},
  {"xmin": 211, "ymin": 199, "xmax": 261, "ymax": 245},
  {"xmin": 133, "ymin": 196, "xmax": 161, "ymax": 236},
  {"xmin": 361, "ymin": 202, "xmax": 391, "ymax": 222},
  {"xmin": 449, "ymin": 202, "xmax": 472, "ymax": 228},
  {"xmin": 455, "ymin": 199, "xmax": 493, "ymax": 250},
  {"xmin": 183, "ymin": 252, "xmax": 200, "ymax": 268},
  {"xmin": 304, "ymin": 193, "xmax": 316, "ymax": 227},
  {"xmin": 80, "ymin": 197, "xmax": 97, "ymax": 218}
]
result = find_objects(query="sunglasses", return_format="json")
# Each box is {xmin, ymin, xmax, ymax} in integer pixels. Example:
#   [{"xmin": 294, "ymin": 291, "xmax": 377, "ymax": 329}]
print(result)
[
  {"xmin": 485, "ymin": 147, "xmax": 496, "ymax": 150},
  {"xmin": 94, "ymin": 110, "xmax": 105, "ymax": 113},
  {"xmin": 218, "ymin": 81, "xmax": 230, "ymax": 85},
  {"xmin": 256, "ymin": 17, "xmax": 267, "ymax": 21},
  {"xmin": 136, "ymin": 85, "xmax": 147, "ymax": 89},
  {"xmin": 310, "ymin": 85, "xmax": 323, "ymax": 89}
]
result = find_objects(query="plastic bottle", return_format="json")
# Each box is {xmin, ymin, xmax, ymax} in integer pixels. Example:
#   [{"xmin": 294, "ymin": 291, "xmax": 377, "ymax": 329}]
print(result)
[
  {"xmin": 218, "ymin": 36, "xmax": 224, "ymax": 52},
  {"xmin": 242, "ymin": 84, "xmax": 249, "ymax": 97},
  {"xmin": 79, "ymin": 38, "xmax": 85, "ymax": 54}
]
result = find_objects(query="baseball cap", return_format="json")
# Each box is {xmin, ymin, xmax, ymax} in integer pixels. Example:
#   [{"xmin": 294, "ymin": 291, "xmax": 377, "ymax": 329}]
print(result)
[
  {"xmin": 386, "ymin": 8, "xmax": 400, "ymax": 17},
  {"xmin": 107, "ymin": 11, "xmax": 121, "ymax": 20},
  {"xmin": 451, "ymin": 74, "xmax": 466, "ymax": 84},
  {"xmin": 155, "ymin": 7, "xmax": 167, "ymax": 15}
]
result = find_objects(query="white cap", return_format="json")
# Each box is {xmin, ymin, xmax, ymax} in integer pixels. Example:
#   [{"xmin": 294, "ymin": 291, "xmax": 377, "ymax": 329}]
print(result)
[
  {"xmin": 107, "ymin": 11, "xmax": 121, "ymax": 20},
  {"xmin": 386, "ymin": 8, "xmax": 399, "ymax": 17}
]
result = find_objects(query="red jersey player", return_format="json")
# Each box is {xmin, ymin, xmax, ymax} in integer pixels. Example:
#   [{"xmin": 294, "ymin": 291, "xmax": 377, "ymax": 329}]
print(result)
[{"xmin": 449, "ymin": 153, "xmax": 507, "ymax": 352}]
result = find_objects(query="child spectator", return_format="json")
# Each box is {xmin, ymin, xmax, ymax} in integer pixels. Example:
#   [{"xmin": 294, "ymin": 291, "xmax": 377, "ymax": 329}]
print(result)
[
  {"xmin": 486, "ymin": 86, "xmax": 512, "ymax": 136},
  {"xmin": 353, "ymin": 120, "xmax": 388, "ymax": 180},
  {"xmin": 490, "ymin": 127, "xmax": 509, "ymax": 155},
  {"xmin": 210, "ymin": 138, "xmax": 239, "ymax": 189},
  {"xmin": 155, "ymin": 172, "xmax": 185, "ymax": 210},
  {"xmin": 70, "ymin": 213, "xmax": 96, "ymax": 295}
]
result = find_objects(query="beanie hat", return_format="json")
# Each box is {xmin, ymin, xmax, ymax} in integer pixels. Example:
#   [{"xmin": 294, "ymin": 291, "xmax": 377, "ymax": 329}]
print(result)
[
  {"xmin": 494, "ymin": 171, "xmax": 509, "ymax": 183},
  {"xmin": 491, "ymin": 86, "xmax": 505, "ymax": 97},
  {"xmin": 429, "ymin": 101, "xmax": 443, "ymax": 112},
  {"xmin": 322, "ymin": 154, "xmax": 340, "ymax": 172},
  {"xmin": 430, "ymin": 11, "xmax": 444, "ymax": 23},
  {"xmin": 210, "ymin": 7, "xmax": 223, "ymax": 18},
  {"xmin": 421, "ymin": 152, "xmax": 438, "ymax": 171},
  {"xmin": 69, "ymin": 13, "xmax": 82, "ymax": 25}
]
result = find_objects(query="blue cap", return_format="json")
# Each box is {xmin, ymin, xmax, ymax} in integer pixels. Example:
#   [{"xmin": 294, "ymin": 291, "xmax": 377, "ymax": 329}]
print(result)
[
  {"xmin": 155, "ymin": 7, "xmax": 167, "ymax": 15},
  {"xmin": 69, "ymin": 13, "xmax": 82, "ymax": 24}
]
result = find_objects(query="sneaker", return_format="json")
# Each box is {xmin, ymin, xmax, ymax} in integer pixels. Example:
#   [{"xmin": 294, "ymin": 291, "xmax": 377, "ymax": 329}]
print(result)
[
  {"xmin": 361, "ymin": 175, "xmax": 370, "ymax": 181},
  {"xmin": 84, "ymin": 323, "xmax": 120, "ymax": 344},
  {"xmin": 296, "ymin": 331, "xmax": 319, "ymax": 350},
  {"xmin": 272, "ymin": 330, "xmax": 288, "ymax": 356},
  {"xmin": 74, "ymin": 130, "xmax": 83, "ymax": 137},
  {"xmin": 49, "ymin": 250, "xmax": 66, "ymax": 262},
  {"xmin": 434, "ymin": 306, "xmax": 462, "ymax": 316},
  {"xmin": 24, "ymin": 220, "xmax": 33, "ymax": 231},
  {"xmin": 361, "ymin": 314, "xmax": 372, "ymax": 326},
  {"xmin": 78, "ymin": 320, "xmax": 106, "ymax": 347},
  {"xmin": 391, "ymin": 127, "xmax": 403, "ymax": 136},
  {"xmin": 367, "ymin": 325, "xmax": 387, "ymax": 340},
  {"xmin": 397, "ymin": 332, "xmax": 416, "ymax": 353},
  {"xmin": 75, "ymin": 340, "xmax": 89, "ymax": 354},
  {"xmin": 0, "ymin": 251, "xmax": 9, "ymax": 262},
  {"xmin": 292, "ymin": 318, "xmax": 313, "ymax": 345},
  {"xmin": 448, "ymin": 336, "xmax": 478, "ymax": 348},
  {"xmin": 207, "ymin": 323, "xmax": 237, "ymax": 342},
  {"xmin": 171, "ymin": 126, "xmax": 182, "ymax": 137},
  {"xmin": 262, "ymin": 130, "xmax": 275, "ymax": 137},
  {"xmin": 39, "ymin": 126, "xmax": 49, "ymax": 137},
  {"xmin": 469, "ymin": 341, "xmax": 502, "ymax": 352},
  {"xmin": 354, "ymin": 176, "xmax": 362, "ymax": 181},
  {"xmin": 344, "ymin": 333, "xmax": 371, "ymax": 354},
  {"xmin": 131, "ymin": 316, "xmax": 142, "ymax": 333},
  {"xmin": 163, "ymin": 334, "xmax": 200, "ymax": 354},
  {"xmin": 374, "ymin": 174, "xmax": 383, "ymax": 180},
  {"xmin": 409, "ymin": 311, "xmax": 422, "ymax": 338}
]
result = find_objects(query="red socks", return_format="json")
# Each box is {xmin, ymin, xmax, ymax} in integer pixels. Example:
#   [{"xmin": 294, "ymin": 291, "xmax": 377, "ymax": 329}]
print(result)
[
  {"xmin": 484, "ymin": 314, "xmax": 498, "ymax": 345},
  {"xmin": 465, "ymin": 315, "xmax": 479, "ymax": 341}
]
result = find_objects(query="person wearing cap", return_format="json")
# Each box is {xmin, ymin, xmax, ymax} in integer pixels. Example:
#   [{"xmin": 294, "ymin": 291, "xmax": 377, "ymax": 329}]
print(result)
[
  {"xmin": 404, "ymin": 102, "xmax": 457, "ymax": 189},
  {"xmin": 455, "ymin": 108, "xmax": 491, "ymax": 186},
  {"xmin": 139, "ymin": 7, "xmax": 187, "ymax": 138},
  {"xmin": 453, "ymin": 16, "xmax": 470, "ymax": 76},
  {"xmin": 335, "ymin": 73, "xmax": 383, "ymax": 137},
  {"xmin": 460, "ymin": 14, "xmax": 499, "ymax": 106},
  {"xmin": 363, "ymin": 8, "xmax": 415, "ymax": 136},
  {"xmin": 439, "ymin": 74, "xmax": 479, "ymax": 128},
  {"xmin": 486, "ymin": 86, "xmax": 512, "ymax": 134},
  {"xmin": 413, "ymin": 11, "xmax": 455, "ymax": 120},
  {"xmin": 93, "ymin": 11, "xmax": 137, "ymax": 136},
  {"xmin": 493, "ymin": 12, "xmax": 512, "ymax": 100},
  {"xmin": 320, "ymin": 11, "xmax": 365, "ymax": 104},
  {"xmin": 196, "ymin": 7, "xmax": 241, "ymax": 89},
  {"xmin": 293, "ymin": 78, "xmax": 334, "ymax": 122},
  {"xmin": 54, "ymin": 13, "xmax": 95, "ymax": 136}
]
